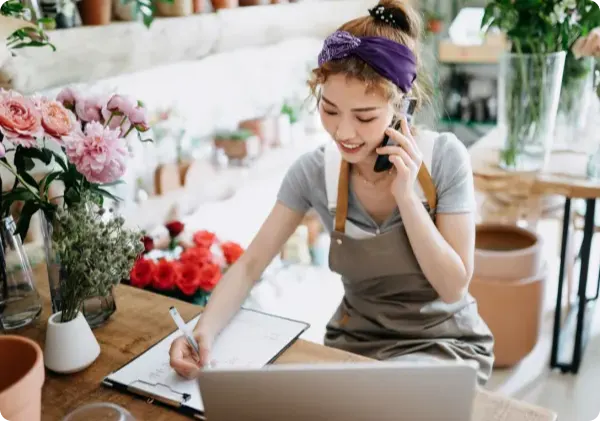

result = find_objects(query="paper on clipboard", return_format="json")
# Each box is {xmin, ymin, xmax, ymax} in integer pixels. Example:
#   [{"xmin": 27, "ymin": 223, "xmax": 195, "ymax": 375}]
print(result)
[{"xmin": 103, "ymin": 308, "xmax": 309, "ymax": 415}]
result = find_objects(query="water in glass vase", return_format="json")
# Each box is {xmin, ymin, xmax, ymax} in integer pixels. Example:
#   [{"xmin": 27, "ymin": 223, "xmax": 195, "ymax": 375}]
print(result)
[{"xmin": 497, "ymin": 51, "xmax": 566, "ymax": 172}]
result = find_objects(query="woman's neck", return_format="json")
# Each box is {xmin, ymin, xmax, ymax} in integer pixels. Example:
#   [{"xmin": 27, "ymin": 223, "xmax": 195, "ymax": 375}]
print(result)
[{"xmin": 353, "ymin": 154, "xmax": 388, "ymax": 184}]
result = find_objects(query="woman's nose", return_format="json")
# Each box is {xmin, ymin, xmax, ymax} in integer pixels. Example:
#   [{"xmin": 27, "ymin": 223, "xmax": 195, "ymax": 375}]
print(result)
[{"xmin": 334, "ymin": 118, "xmax": 356, "ymax": 141}]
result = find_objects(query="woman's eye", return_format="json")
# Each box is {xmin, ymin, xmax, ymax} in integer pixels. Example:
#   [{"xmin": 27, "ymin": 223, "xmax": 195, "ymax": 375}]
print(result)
[
  {"xmin": 357, "ymin": 117, "xmax": 376, "ymax": 123},
  {"xmin": 323, "ymin": 109, "xmax": 338, "ymax": 116}
]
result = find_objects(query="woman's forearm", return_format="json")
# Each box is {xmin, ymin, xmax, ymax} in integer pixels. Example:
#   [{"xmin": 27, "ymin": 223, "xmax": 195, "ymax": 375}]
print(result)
[
  {"xmin": 396, "ymin": 192, "xmax": 470, "ymax": 303},
  {"xmin": 193, "ymin": 259, "xmax": 256, "ymax": 339}
]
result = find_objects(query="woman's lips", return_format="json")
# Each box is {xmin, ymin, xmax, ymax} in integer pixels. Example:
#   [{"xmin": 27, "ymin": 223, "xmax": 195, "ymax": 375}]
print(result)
[{"xmin": 338, "ymin": 141, "xmax": 365, "ymax": 154}]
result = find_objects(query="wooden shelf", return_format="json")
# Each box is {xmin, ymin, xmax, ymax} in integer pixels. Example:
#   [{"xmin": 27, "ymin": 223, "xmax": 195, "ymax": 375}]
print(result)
[{"xmin": 438, "ymin": 36, "xmax": 509, "ymax": 64}]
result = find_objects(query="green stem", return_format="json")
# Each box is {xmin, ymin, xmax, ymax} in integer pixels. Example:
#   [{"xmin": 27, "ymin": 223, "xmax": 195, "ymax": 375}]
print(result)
[{"xmin": 0, "ymin": 160, "xmax": 40, "ymax": 198}]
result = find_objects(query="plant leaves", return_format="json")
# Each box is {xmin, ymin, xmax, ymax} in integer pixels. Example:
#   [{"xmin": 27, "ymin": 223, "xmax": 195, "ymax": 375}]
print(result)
[{"xmin": 15, "ymin": 201, "xmax": 40, "ymax": 240}]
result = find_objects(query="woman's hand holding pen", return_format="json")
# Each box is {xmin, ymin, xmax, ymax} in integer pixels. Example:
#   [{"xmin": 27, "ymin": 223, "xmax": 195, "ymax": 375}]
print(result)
[
  {"xmin": 169, "ymin": 330, "xmax": 213, "ymax": 379},
  {"xmin": 375, "ymin": 117, "xmax": 422, "ymax": 205}
]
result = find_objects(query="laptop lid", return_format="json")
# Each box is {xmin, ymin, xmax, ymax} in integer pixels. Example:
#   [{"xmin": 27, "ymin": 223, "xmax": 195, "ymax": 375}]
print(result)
[{"xmin": 198, "ymin": 361, "xmax": 477, "ymax": 421}]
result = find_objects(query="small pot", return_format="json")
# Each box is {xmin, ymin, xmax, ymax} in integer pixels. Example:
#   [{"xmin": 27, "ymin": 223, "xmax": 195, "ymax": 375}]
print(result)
[
  {"xmin": 156, "ymin": 0, "xmax": 193, "ymax": 16},
  {"xmin": 219, "ymin": 137, "xmax": 260, "ymax": 160},
  {"xmin": 0, "ymin": 336, "xmax": 44, "ymax": 421},
  {"xmin": 427, "ymin": 19, "xmax": 443, "ymax": 34},
  {"xmin": 211, "ymin": 0, "xmax": 238, "ymax": 9},
  {"xmin": 78, "ymin": 0, "xmax": 112, "ymax": 25},
  {"xmin": 44, "ymin": 311, "xmax": 101, "ymax": 374},
  {"xmin": 474, "ymin": 223, "xmax": 542, "ymax": 281}
]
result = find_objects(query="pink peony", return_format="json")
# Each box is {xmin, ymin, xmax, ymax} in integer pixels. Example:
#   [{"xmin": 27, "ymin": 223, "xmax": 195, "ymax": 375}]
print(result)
[
  {"xmin": 129, "ymin": 103, "xmax": 149, "ymax": 132},
  {"xmin": 63, "ymin": 121, "xmax": 128, "ymax": 184},
  {"xmin": 101, "ymin": 95, "xmax": 133, "ymax": 136},
  {"xmin": 40, "ymin": 99, "xmax": 77, "ymax": 144},
  {"xmin": 75, "ymin": 95, "xmax": 103, "ymax": 123},
  {"xmin": 0, "ymin": 90, "xmax": 43, "ymax": 148},
  {"xmin": 56, "ymin": 87, "xmax": 80, "ymax": 110}
]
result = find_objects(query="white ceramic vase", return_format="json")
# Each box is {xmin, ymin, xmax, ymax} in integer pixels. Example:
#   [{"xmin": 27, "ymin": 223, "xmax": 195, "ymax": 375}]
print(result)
[{"xmin": 44, "ymin": 311, "xmax": 101, "ymax": 374}]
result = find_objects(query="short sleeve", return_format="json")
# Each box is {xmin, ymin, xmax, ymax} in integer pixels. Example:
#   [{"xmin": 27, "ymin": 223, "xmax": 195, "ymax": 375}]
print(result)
[
  {"xmin": 431, "ymin": 134, "xmax": 476, "ymax": 214},
  {"xmin": 276, "ymin": 152, "xmax": 313, "ymax": 214}
]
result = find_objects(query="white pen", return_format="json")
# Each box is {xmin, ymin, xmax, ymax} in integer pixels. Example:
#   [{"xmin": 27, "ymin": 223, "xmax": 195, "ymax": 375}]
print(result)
[{"xmin": 169, "ymin": 306, "xmax": 201, "ymax": 358}]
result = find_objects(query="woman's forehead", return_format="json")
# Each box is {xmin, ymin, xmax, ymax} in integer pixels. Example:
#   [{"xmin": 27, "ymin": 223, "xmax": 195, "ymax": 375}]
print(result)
[{"xmin": 321, "ymin": 74, "xmax": 389, "ymax": 108}]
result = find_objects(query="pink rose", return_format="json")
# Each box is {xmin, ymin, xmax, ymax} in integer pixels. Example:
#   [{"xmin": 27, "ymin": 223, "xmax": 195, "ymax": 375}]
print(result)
[
  {"xmin": 63, "ymin": 121, "xmax": 128, "ymax": 184},
  {"xmin": 129, "ymin": 104, "xmax": 149, "ymax": 132},
  {"xmin": 0, "ymin": 90, "xmax": 43, "ymax": 148},
  {"xmin": 75, "ymin": 96, "xmax": 103, "ymax": 123},
  {"xmin": 40, "ymin": 99, "xmax": 76, "ymax": 143},
  {"xmin": 56, "ymin": 87, "xmax": 80, "ymax": 110},
  {"xmin": 106, "ymin": 94, "xmax": 135, "ymax": 116}
]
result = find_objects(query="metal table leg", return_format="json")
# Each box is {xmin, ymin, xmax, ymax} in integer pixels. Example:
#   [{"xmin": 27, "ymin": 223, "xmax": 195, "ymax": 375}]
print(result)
[{"xmin": 550, "ymin": 198, "xmax": 598, "ymax": 373}]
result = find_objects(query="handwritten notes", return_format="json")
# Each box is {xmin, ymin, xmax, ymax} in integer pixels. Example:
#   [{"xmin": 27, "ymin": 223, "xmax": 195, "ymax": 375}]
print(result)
[{"xmin": 104, "ymin": 308, "xmax": 309, "ymax": 413}]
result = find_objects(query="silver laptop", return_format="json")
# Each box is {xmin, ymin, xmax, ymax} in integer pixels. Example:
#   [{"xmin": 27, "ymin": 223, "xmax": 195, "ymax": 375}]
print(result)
[{"xmin": 198, "ymin": 360, "xmax": 478, "ymax": 421}]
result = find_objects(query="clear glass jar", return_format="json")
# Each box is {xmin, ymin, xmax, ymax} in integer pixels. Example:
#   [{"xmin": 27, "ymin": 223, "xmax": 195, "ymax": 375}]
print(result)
[
  {"xmin": 63, "ymin": 403, "xmax": 136, "ymax": 421},
  {"xmin": 0, "ymin": 216, "xmax": 43, "ymax": 330}
]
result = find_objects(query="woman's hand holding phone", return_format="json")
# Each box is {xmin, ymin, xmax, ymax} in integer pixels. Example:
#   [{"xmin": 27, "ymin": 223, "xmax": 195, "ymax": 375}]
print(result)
[{"xmin": 376, "ymin": 117, "xmax": 422, "ymax": 204}]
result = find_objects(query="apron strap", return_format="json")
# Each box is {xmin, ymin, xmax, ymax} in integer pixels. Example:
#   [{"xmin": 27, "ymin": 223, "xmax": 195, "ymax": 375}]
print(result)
[
  {"xmin": 417, "ymin": 163, "xmax": 437, "ymax": 211},
  {"xmin": 334, "ymin": 160, "xmax": 350, "ymax": 233}
]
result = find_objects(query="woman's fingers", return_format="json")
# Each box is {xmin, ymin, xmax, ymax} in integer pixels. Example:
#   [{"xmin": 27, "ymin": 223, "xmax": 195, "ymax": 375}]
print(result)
[{"xmin": 377, "ymin": 145, "xmax": 418, "ymax": 173}]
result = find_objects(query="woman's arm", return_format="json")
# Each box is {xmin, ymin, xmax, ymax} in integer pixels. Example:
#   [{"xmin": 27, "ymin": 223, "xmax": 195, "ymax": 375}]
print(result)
[
  {"xmin": 193, "ymin": 202, "xmax": 305, "ymax": 339},
  {"xmin": 396, "ymin": 194, "xmax": 474, "ymax": 304}
]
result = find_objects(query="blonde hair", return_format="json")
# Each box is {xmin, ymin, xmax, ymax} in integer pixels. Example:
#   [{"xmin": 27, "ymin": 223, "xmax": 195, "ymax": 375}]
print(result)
[{"xmin": 308, "ymin": 0, "xmax": 431, "ymax": 118}]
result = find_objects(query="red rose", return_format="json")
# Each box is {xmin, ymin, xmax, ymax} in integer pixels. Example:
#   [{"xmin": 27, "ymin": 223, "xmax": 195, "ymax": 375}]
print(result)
[
  {"xmin": 165, "ymin": 221, "xmax": 185, "ymax": 238},
  {"xmin": 176, "ymin": 262, "xmax": 201, "ymax": 296},
  {"xmin": 198, "ymin": 262, "xmax": 221, "ymax": 292},
  {"xmin": 221, "ymin": 242, "xmax": 244, "ymax": 265},
  {"xmin": 153, "ymin": 259, "xmax": 179, "ymax": 290},
  {"xmin": 180, "ymin": 246, "xmax": 213, "ymax": 267},
  {"xmin": 130, "ymin": 258, "xmax": 156, "ymax": 289},
  {"xmin": 193, "ymin": 230, "xmax": 216, "ymax": 249},
  {"xmin": 141, "ymin": 235, "xmax": 154, "ymax": 253}
]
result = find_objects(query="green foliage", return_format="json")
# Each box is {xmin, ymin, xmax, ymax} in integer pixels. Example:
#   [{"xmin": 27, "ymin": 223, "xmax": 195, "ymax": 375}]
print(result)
[
  {"xmin": 281, "ymin": 102, "xmax": 300, "ymax": 124},
  {"xmin": 120, "ymin": 0, "xmax": 175, "ymax": 28},
  {"xmin": 482, "ymin": 0, "xmax": 600, "ymax": 54},
  {"xmin": 214, "ymin": 128, "xmax": 255, "ymax": 141},
  {"xmin": 51, "ymin": 195, "xmax": 144, "ymax": 322},
  {"xmin": 1, "ymin": 0, "xmax": 55, "ymax": 51}
]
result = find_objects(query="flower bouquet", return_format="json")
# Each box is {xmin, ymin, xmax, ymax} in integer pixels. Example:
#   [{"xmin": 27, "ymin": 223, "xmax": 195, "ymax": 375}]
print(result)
[
  {"xmin": 127, "ymin": 221, "xmax": 244, "ymax": 306},
  {"xmin": 481, "ymin": 0, "xmax": 600, "ymax": 171},
  {"xmin": 0, "ymin": 86, "xmax": 151, "ymax": 326}
]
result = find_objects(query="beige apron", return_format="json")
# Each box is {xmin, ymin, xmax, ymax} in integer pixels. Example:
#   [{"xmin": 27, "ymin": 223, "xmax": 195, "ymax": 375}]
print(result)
[{"xmin": 323, "ymin": 132, "xmax": 494, "ymax": 385}]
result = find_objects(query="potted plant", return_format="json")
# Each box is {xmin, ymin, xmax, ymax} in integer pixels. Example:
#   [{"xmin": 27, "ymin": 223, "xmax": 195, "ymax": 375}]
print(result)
[
  {"xmin": 127, "ymin": 222, "xmax": 244, "ymax": 306},
  {"xmin": 43, "ymin": 197, "xmax": 143, "ymax": 373},
  {"xmin": 423, "ymin": 9, "xmax": 443, "ymax": 35},
  {"xmin": 213, "ymin": 128, "xmax": 260, "ymax": 161},
  {"xmin": 0, "ymin": 86, "xmax": 151, "ymax": 327},
  {"xmin": 481, "ymin": 0, "xmax": 598, "ymax": 171}
]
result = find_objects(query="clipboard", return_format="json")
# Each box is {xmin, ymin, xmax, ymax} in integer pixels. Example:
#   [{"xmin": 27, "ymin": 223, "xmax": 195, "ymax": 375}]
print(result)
[{"xmin": 102, "ymin": 307, "xmax": 310, "ymax": 419}]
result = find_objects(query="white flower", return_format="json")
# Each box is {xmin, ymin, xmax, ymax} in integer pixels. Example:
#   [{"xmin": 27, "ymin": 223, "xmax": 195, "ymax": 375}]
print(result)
[
  {"xmin": 564, "ymin": 0, "xmax": 577, "ymax": 9},
  {"xmin": 570, "ymin": 10, "xmax": 581, "ymax": 25},
  {"xmin": 552, "ymin": 4, "xmax": 567, "ymax": 24}
]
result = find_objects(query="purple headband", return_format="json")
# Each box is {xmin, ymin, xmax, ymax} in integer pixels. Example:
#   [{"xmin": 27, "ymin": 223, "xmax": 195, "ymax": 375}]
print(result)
[{"xmin": 317, "ymin": 30, "xmax": 417, "ymax": 93}]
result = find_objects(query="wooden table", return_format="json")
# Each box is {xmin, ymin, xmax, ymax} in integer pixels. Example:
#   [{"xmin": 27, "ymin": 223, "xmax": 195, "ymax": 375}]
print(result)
[
  {"xmin": 14, "ymin": 265, "xmax": 557, "ymax": 421},
  {"xmin": 470, "ymin": 129, "xmax": 600, "ymax": 375}
]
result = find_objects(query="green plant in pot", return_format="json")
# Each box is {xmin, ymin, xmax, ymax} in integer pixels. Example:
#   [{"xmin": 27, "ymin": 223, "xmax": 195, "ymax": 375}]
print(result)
[
  {"xmin": 214, "ymin": 128, "xmax": 258, "ymax": 160},
  {"xmin": 481, "ymin": 0, "xmax": 600, "ymax": 171}
]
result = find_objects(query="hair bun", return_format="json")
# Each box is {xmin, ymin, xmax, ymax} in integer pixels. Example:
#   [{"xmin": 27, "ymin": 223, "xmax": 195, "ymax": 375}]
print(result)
[{"xmin": 368, "ymin": 3, "xmax": 411, "ymax": 33}]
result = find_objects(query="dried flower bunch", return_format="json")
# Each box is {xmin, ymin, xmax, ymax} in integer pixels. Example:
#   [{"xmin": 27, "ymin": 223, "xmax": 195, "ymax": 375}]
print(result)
[{"xmin": 52, "ymin": 196, "xmax": 144, "ymax": 323}]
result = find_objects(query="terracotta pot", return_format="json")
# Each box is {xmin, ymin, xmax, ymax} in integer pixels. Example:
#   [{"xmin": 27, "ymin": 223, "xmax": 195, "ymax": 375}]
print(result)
[
  {"xmin": 0, "ymin": 335, "xmax": 44, "ymax": 421},
  {"xmin": 469, "ymin": 262, "xmax": 547, "ymax": 367},
  {"xmin": 239, "ymin": 117, "xmax": 278, "ymax": 150},
  {"xmin": 78, "ymin": 0, "xmax": 112, "ymax": 25},
  {"xmin": 154, "ymin": 163, "xmax": 182, "ymax": 196},
  {"xmin": 211, "ymin": 0, "xmax": 238, "ymax": 9},
  {"xmin": 474, "ymin": 223, "xmax": 542, "ymax": 281},
  {"xmin": 193, "ymin": 0, "xmax": 206, "ymax": 13},
  {"xmin": 427, "ymin": 19, "xmax": 443, "ymax": 34},
  {"xmin": 220, "ymin": 137, "xmax": 260, "ymax": 160},
  {"xmin": 239, "ymin": 0, "xmax": 268, "ymax": 5}
]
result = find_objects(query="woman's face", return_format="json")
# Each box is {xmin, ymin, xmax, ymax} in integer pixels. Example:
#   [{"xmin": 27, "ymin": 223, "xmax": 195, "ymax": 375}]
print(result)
[{"xmin": 319, "ymin": 74, "xmax": 395, "ymax": 165}]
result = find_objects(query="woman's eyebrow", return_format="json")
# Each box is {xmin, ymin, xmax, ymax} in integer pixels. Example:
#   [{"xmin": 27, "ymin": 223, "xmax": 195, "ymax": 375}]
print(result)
[{"xmin": 321, "ymin": 95, "xmax": 380, "ymax": 112}]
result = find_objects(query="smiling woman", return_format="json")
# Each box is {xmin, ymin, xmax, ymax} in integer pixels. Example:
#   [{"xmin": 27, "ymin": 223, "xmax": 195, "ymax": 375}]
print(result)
[{"xmin": 168, "ymin": 0, "xmax": 495, "ymax": 386}]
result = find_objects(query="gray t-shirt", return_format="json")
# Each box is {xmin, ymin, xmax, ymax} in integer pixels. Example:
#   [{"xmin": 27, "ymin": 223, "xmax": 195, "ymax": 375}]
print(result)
[{"xmin": 276, "ymin": 131, "xmax": 475, "ymax": 235}]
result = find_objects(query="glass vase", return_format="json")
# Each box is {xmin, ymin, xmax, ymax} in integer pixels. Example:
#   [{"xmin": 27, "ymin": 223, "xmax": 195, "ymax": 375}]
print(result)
[
  {"xmin": 0, "ymin": 216, "xmax": 43, "ymax": 330},
  {"xmin": 40, "ymin": 214, "xmax": 116, "ymax": 329},
  {"xmin": 555, "ymin": 56, "xmax": 596, "ymax": 152},
  {"xmin": 497, "ymin": 51, "xmax": 566, "ymax": 171}
]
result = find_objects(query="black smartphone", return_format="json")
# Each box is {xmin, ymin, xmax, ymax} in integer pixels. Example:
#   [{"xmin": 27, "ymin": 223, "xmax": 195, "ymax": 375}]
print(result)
[{"xmin": 373, "ymin": 98, "xmax": 417, "ymax": 173}]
